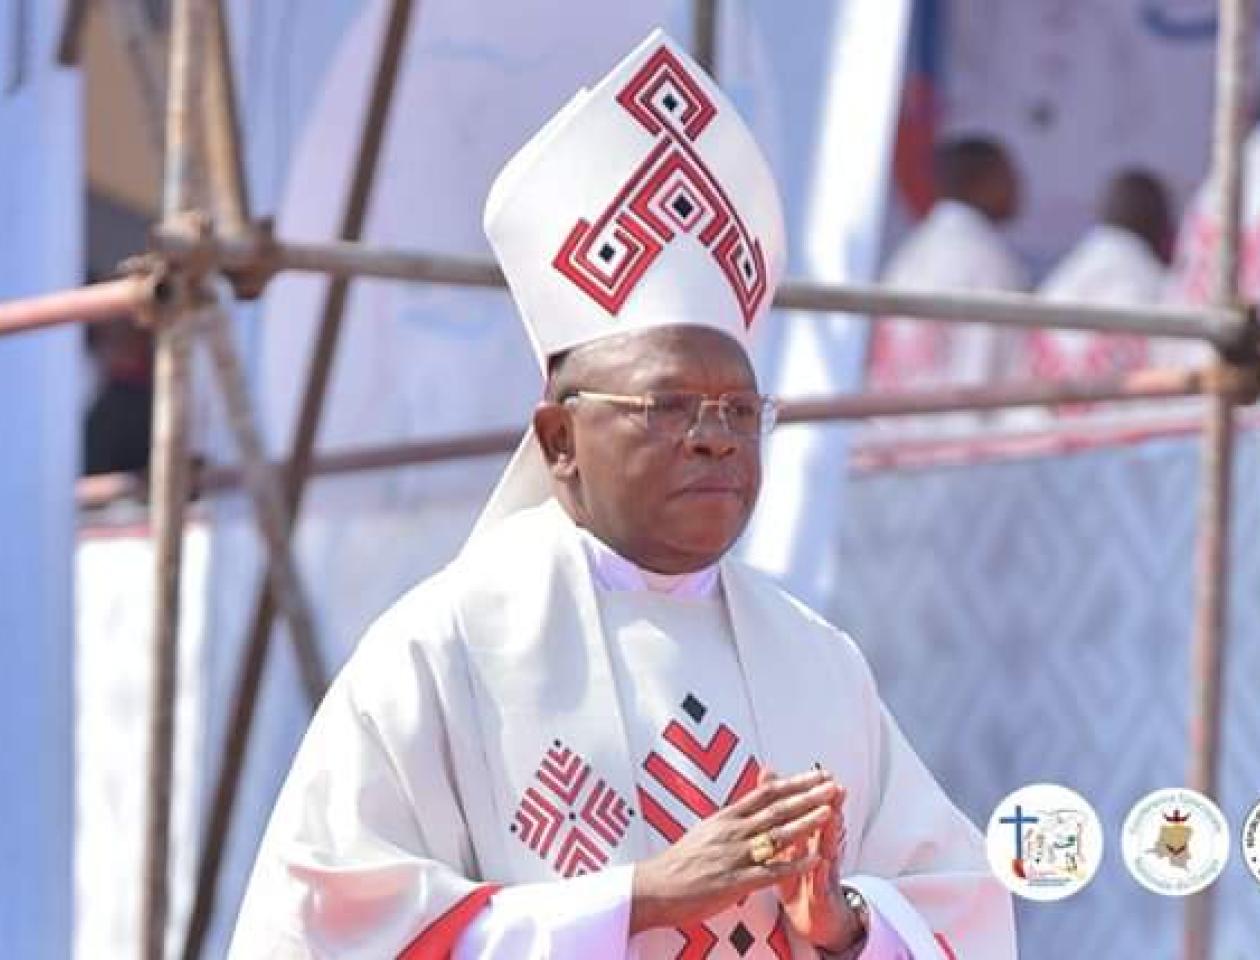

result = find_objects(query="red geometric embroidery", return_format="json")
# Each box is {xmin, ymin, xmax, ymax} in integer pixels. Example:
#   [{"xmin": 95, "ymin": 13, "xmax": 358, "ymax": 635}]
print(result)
[
  {"xmin": 581, "ymin": 777, "xmax": 633, "ymax": 845},
  {"xmin": 514, "ymin": 786, "xmax": 563, "ymax": 859},
  {"xmin": 615, "ymin": 46, "xmax": 717, "ymax": 139},
  {"xmin": 637, "ymin": 784, "xmax": 686, "ymax": 844},
  {"xmin": 1023, "ymin": 329, "xmax": 1152, "ymax": 418},
  {"xmin": 1027, "ymin": 329, "xmax": 1150, "ymax": 384},
  {"xmin": 727, "ymin": 755, "xmax": 763, "ymax": 805},
  {"xmin": 554, "ymin": 826, "xmax": 608, "ymax": 877},
  {"xmin": 553, "ymin": 43, "xmax": 769, "ymax": 328},
  {"xmin": 663, "ymin": 720, "xmax": 737, "ymax": 779},
  {"xmin": 639, "ymin": 693, "xmax": 783, "ymax": 959},
  {"xmin": 511, "ymin": 740, "xmax": 631, "ymax": 877},
  {"xmin": 675, "ymin": 922, "xmax": 719, "ymax": 960},
  {"xmin": 536, "ymin": 742, "xmax": 590, "ymax": 803},
  {"xmin": 641, "ymin": 740, "xmax": 761, "ymax": 837},
  {"xmin": 767, "ymin": 909, "xmax": 793, "ymax": 960},
  {"xmin": 644, "ymin": 752, "xmax": 719, "ymax": 819},
  {"xmin": 665, "ymin": 910, "xmax": 791, "ymax": 960}
]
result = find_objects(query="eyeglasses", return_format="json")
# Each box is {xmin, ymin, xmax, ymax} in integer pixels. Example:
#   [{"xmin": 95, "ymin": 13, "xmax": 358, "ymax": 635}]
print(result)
[{"xmin": 563, "ymin": 390, "xmax": 780, "ymax": 439}]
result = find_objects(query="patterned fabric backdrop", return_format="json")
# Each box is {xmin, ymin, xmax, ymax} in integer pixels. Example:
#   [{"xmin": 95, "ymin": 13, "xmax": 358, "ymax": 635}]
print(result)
[{"xmin": 829, "ymin": 428, "xmax": 1260, "ymax": 958}]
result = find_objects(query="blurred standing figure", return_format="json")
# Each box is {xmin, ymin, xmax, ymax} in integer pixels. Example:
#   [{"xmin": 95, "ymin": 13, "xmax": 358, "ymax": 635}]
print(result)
[
  {"xmin": 1041, "ymin": 170, "xmax": 1172, "ymax": 304},
  {"xmin": 1028, "ymin": 169, "xmax": 1173, "ymax": 382},
  {"xmin": 867, "ymin": 136, "xmax": 1026, "ymax": 394},
  {"xmin": 1170, "ymin": 123, "xmax": 1260, "ymax": 310},
  {"xmin": 83, "ymin": 318, "xmax": 154, "ymax": 476}
]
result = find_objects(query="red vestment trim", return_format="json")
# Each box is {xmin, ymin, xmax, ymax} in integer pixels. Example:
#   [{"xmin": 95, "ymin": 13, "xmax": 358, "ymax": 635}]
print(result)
[
  {"xmin": 935, "ymin": 932, "xmax": 958, "ymax": 959},
  {"xmin": 397, "ymin": 884, "xmax": 502, "ymax": 960}
]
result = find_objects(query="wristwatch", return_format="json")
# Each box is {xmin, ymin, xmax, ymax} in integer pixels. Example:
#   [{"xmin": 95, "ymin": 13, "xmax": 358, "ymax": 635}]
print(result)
[
  {"xmin": 819, "ymin": 885, "xmax": 871, "ymax": 960},
  {"xmin": 842, "ymin": 884, "xmax": 871, "ymax": 934}
]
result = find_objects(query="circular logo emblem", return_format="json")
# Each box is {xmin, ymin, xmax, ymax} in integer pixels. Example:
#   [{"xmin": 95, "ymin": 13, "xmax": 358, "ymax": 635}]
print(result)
[
  {"xmin": 1242, "ymin": 799, "xmax": 1260, "ymax": 886},
  {"xmin": 986, "ymin": 783, "xmax": 1103, "ymax": 901},
  {"xmin": 1122, "ymin": 788, "xmax": 1230, "ymax": 896}
]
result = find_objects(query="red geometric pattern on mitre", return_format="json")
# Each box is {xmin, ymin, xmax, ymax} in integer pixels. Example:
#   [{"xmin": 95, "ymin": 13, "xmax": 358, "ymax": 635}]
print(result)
[{"xmin": 553, "ymin": 44, "xmax": 768, "ymax": 328}]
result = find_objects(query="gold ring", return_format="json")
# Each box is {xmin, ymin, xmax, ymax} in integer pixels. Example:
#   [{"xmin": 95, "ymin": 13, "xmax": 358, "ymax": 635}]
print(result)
[{"xmin": 749, "ymin": 831, "xmax": 776, "ymax": 865}]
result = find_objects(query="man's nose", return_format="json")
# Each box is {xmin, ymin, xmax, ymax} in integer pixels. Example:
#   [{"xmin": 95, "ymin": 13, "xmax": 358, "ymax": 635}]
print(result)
[{"xmin": 684, "ymin": 402, "xmax": 738, "ymax": 456}]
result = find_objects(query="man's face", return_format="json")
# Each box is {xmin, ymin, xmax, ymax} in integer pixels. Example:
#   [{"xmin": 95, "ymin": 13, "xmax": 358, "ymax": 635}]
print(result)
[{"xmin": 538, "ymin": 325, "xmax": 763, "ymax": 574}]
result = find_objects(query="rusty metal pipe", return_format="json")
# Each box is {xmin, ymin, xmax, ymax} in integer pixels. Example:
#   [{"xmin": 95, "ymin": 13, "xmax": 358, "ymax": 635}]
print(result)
[
  {"xmin": 202, "ymin": 0, "xmax": 251, "ymax": 231},
  {"xmin": 692, "ymin": 0, "xmax": 718, "ymax": 75},
  {"xmin": 197, "ymin": 309, "xmax": 327, "ymax": 702},
  {"xmin": 70, "ymin": 366, "xmax": 1226, "ymax": 508},
  {"xmin": 1184, "ymin": 1, "xmax": 1251, "ymax": 957},
  {"xmin": 149, "ymin": 229, "xmax": 1249, "ymax": 348},
  {"xmin": 0, "ymin": 275, "xmax": 161, "ymax": 338},
  {"xmin": 142, "ymin": 0, "xmax": 207, "ymax": 954},
  {"xmin": 777, "ymin": 367, "xmax": 1228, "ymax": 422}
]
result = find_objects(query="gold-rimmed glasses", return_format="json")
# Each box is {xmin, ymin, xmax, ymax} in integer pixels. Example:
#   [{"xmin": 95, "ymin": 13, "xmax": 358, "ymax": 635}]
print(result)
[{"xmin": 563, "ymin": 389, "xmax": 779, "ymax": 439}]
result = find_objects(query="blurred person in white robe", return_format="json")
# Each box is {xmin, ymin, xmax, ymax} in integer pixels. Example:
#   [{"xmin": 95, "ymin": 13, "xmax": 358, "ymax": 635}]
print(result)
[
  {"xmin": 1027, "ymin": 169, "xmax": 1173, "ymax": 383},
  {"xmin": 1171, "ymin": 123, "xmax": 1260, "ymax": 308},
  {"xmin": 229, "ymin": 32, "xmax": 1016, "ymax": 960},
  {"xmin": 1168, "ymin": 121, "xmax": 1260, "ymax": 371},
  {"xmin": 867, "ymin": 137, "xmax": 1027, "ymax": 395}
]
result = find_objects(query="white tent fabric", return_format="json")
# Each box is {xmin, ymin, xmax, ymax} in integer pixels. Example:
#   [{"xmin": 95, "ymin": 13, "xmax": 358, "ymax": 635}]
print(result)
[
  {"xmin": 75, "ymin": 525, "xmax": 210, "ymax": 958},
  {"xmin": 0, "ymin": 4, "xmax": 81, "ymax": 955},
  {"xmin": 740, "ymin": 1, "xmax": 910, "ymax": 609}
]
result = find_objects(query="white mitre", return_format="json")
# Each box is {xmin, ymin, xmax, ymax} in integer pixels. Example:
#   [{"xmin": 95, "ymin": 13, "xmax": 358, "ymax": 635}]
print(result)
[{"xmin": 473, "ymin": 28, "xmax": 786, "ymax": 541}]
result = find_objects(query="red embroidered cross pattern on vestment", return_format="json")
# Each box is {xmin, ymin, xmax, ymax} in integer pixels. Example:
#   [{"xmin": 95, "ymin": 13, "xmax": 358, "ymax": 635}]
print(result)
[
  {"xmin": 639, "ymin": 692, "xmax": 791, "ymax": 959},
  {"xmin": 552, "ymin": 45, "xmax": 769, "ymax": 327},
  {"xmin": 510, "ymin": 739, "xmax": 632, "ymax": 878}
]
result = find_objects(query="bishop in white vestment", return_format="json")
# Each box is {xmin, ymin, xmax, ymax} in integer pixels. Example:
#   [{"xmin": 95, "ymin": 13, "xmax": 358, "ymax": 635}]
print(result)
[{"xmin": 230, "ymin": 31, "xmax": 1017, "ymax": 960}]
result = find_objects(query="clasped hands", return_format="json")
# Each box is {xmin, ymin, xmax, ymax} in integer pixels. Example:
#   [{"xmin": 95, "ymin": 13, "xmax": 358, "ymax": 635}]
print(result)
[{"xmin": 630, "ymin": 768, "xmax": 864, "ymax": 955}]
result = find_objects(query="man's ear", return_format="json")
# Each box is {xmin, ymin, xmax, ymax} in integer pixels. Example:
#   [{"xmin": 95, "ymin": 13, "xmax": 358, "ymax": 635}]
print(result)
[{"xmin": 533, "ymin": 402, "xmax": 578, "ymax": 479}]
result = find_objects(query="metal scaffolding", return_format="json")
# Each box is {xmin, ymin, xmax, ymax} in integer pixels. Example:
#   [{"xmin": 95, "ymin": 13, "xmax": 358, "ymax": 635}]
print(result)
[{"xmin": 3, "ymin": 0, "xmax": 1257, "ymax": 957}]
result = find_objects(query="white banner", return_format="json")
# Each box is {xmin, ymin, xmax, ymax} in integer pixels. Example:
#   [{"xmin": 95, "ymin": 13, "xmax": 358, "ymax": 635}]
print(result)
[{"xmin": 945, "ymin": 0, "xmax": 1221, "ymax": 275}]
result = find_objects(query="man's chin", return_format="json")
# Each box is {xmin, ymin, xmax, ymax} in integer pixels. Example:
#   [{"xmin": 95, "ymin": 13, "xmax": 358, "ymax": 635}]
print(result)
[{"xmin": 660, "ymin": 514, "xmax": 748, "ymax": 564}]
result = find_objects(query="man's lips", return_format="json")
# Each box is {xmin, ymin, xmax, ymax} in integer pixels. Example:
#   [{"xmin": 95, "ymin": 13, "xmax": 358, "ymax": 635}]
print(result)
[{"xmin": 673, "ymin": 479, "xmax": 746, "ymax": 496}]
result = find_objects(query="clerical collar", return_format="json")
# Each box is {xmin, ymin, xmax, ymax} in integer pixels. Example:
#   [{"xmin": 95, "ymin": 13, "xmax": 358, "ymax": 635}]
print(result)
[{"xmin": 576, "ymin": 526, "xmax": 719, "ymax": 599}]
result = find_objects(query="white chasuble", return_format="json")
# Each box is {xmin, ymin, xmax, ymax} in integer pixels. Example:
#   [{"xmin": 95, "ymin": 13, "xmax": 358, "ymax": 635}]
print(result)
[{"xmin": 229, "ymin": 501, "xmax": 1015, "ymax": 958}]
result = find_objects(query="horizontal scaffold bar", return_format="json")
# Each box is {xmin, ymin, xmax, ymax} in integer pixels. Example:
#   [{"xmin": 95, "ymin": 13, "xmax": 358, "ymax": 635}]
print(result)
[{"xmin": 150, "ymin": 228, "xmax": 1251, "ymax": 348}]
